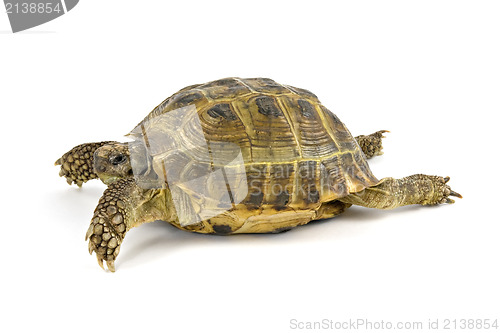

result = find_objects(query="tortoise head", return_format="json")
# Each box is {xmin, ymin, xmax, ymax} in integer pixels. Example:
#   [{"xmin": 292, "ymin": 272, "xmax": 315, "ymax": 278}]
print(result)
[{"xmin": 94, "ymin": 143, "xmax": 134, "ymax": 185}]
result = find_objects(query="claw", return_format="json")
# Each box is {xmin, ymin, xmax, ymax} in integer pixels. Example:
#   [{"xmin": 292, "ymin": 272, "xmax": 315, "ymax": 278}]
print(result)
[
  {"xmin": 444, "ymin": 176, "xmax": 450, "ymax": 183},
  {"xmin": 106, "ymin": 260, "xmax": 116, "ymax": 272},
  {"xmin": 379, "ymin": 130, "xmax": 390, "ymax": 138},
  {"xmin": 449, "ymin": 190, "xmax": 462, "ymax": 198},
  {"xmin": 85, "ymin": 225, "xmax": 94, "ymax": 241},
  {"xmin": 445, "ymin": 198, "xmax": 455, "ymax": 204},
  {"xmin": 97, "ymin": 257, "xmax": 105, "ymax": 270},
  {"xmin": 55, "ymin": 158, "xmax": 62, "ymax": 166}
]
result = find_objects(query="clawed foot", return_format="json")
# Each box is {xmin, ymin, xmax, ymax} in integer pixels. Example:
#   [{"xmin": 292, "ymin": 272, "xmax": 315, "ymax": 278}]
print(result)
[
  {"xmin": 356, "ymin": 130, "xmax": 389, "ymax": 159},
  {"xmin": 437, "ymin": 176, "xmax": 462, "ymax": 204},
  {"xmin": 424, "ymin": 175, "xmax": 462, "ymax": 205},
  {"xmin": 85, "ymin": 178, "xmax": 133, "ymax": 272},
  {"xmin": 86, "ymin": 211, "xmax": 125, "ymax": 272}
]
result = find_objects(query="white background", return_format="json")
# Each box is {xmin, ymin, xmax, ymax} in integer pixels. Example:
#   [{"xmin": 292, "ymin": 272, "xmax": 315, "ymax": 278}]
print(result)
[{"xmin": 1, "ymin": 1, "xmax": 499, "ymax": 332}]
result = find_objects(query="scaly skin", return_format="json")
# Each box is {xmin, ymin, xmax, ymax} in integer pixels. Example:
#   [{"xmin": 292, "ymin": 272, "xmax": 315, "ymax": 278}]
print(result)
[
  {"xmin": 355, "ymin": 130, "xmax": 389, "ymax": 159},
  {"xmin": 85, "ymin": 178, "xmax": 169, "ymax": 272},
  {"xmin": 86, "ymin": 178, "xmax": 135, "ymax": 272},
  {"xmin": 340, "ymin": 174, "xmax": 462, "ymax": 209},
  {"xmin": 55, "ymin": 141, "xmax": 117, "ymax": 187}
]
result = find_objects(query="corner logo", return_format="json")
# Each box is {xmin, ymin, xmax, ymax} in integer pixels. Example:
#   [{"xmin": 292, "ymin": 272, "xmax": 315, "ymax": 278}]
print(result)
[{"xmin": 4, "ymin": 0, "xmax": 79, "ymax": 33}]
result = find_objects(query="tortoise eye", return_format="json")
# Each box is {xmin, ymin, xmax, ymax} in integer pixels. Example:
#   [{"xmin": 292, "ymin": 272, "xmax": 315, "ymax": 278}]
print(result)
[{"xmin": 110, "ymin": 154, "xmax": 127, "ymax": 165}]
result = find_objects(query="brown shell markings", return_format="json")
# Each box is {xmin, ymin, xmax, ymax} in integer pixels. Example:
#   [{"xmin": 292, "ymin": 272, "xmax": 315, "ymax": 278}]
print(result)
[{"xmin": 128, "ymin": 77, "xmax": 378, "ymax": 233}]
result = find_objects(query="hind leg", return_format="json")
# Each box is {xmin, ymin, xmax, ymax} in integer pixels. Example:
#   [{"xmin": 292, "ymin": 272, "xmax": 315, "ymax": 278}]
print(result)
[
  {"xmin": 340, "ymin": 174, "xmax": 461, "ymax": 209},
  {"xmin": 355, "ymin": 130, "xmax": 388, "ymax": 159}
]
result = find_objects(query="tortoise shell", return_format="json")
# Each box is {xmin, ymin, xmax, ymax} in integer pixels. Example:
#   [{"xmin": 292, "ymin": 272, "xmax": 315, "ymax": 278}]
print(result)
[{"xmin": 127, "ymin": 77, "xmax": 378, "ymax": 233}]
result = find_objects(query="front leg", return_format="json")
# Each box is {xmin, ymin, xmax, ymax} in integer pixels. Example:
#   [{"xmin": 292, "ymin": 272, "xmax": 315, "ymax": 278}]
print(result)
[
  {"xmin": 86, "ymin": 178, "xmax": 168, "ymax": 272},
  {"xmin": 355, "ymin": 130, "xmax": 388, "ymax": 159},
  {"xmin": 340, "ymin": 174, "xmax": 462, "ymax": 209},
  {"xmin": 55, "ymin": 141, "xmax": 116, "ymax": 186}
]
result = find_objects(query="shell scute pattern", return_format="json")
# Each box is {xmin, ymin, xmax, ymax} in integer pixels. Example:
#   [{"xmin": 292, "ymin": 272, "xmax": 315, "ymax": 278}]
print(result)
[{"xmin": 132, "ymin": 77, "xmax": 378, "ymax": 218}]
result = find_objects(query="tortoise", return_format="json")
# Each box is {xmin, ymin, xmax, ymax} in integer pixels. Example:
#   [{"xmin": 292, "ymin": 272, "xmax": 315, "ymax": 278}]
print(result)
[{"xmin": 56, "ymin": 77, "xmax": 461, "ymax": 272}]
